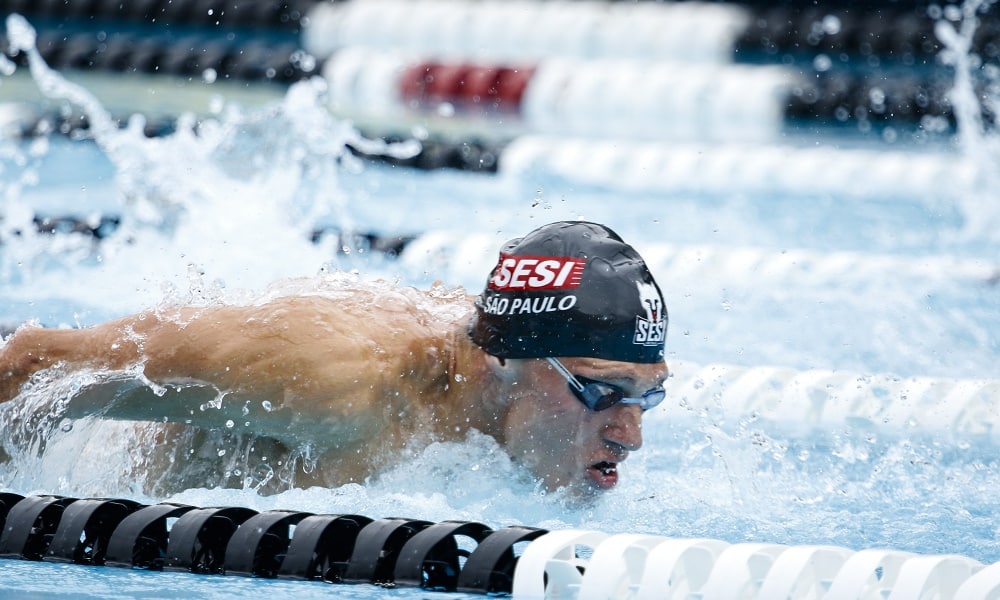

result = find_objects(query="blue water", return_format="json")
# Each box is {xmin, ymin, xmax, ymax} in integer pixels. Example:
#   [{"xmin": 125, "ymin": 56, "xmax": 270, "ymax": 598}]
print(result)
[
  {"xmin": 0, "ymin": 560, "xmax": 451, "ymax": 599},
  {"xmin": 6, "ymin": 136, "xmax": 996, "ymax": 379},
  {"xmin": 0, "ymin": 5, "xmax": 999, "ymax": 598}
]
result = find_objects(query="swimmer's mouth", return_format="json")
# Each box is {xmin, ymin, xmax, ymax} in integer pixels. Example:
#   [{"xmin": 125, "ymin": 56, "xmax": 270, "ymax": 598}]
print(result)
[{"xmin": 587, "ymin": 461, "xmax": 619, "ymax": 489}]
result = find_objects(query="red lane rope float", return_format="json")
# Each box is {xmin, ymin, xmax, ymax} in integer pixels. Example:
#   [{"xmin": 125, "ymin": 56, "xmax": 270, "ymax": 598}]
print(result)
[
  {"xmin": 3, "ymin": 2, "xmax": 984, "ymax": 143},
  {"xmin": 327, "ymin": 50, "xmax": 981, "ymax": 143},
  {"xmin": 399, "ymin": 61, "xmax": 536, "ymax": 115},
  {"xmin": 327, "ymin": 50, "xmax": 794, "ymax": 142}
]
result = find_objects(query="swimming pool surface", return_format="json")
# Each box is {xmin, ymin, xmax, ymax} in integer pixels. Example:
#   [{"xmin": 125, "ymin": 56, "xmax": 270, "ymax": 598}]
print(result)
[{"xmin": 1, "ymin": 0, "xmax": 999, "ymax": 597}]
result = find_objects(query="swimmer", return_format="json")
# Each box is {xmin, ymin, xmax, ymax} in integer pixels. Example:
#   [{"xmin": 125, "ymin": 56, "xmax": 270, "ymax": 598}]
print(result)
[{"xmin": 0, "ymin": 221, "xmax": 668, "ymax": 497}]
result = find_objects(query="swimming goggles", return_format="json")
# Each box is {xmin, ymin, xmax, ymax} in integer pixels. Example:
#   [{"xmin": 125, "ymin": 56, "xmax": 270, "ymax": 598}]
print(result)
[{"xmin": 546, "ymin": 357, "xmax": 666, "ymax": 412}]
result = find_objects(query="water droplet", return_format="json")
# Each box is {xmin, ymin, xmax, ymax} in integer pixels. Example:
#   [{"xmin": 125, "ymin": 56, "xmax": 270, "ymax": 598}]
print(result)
[
  {"xmin": 290, "ymin": 50, "xmax": 316, "ymax": 72},
  {"xmin": 821, "ymin": 14, "xmax": 842, "ymax": 35},
  {"xmin": 813, "ymin": 54, "xmax": 832, "ymax": 72},
  {"xmin": 262, "ymin": 400, "xmax": 273, "ymax": 412},
  {"xmin": 869, "ymin": 87, "xmax": 886, "ymax": 107},
  {"xmin": 217, "ymin": 449, "xmax": 227, "ymax": 457},
  {"xmin": 225, "ymin": 419, "xmax": 234, "ymax": 428},
  {"xmin": 436, "ymin": 102, "xmax": 455, "ymax": 117}
]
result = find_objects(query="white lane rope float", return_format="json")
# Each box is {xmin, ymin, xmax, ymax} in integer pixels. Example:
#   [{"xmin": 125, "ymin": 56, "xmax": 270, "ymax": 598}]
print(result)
[{"xmin": 1, "ymin": 492, "xmax": 999, "ymax": 598}]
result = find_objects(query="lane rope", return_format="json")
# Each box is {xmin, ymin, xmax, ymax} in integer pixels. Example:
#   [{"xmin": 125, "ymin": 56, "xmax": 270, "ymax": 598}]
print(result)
[{"xmin": 0, "ymin": 493, "xmax": 998, "ymax": 597}]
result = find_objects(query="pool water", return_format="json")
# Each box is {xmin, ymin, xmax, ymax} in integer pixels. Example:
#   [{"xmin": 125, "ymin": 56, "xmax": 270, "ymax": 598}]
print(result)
[
  {"xmin": 0, "ymin": 2, "xmax": 999, "ymax": 598},
  {"xmin": 0, "ymin": 559, "xmax": 447, "ymax": 600}
]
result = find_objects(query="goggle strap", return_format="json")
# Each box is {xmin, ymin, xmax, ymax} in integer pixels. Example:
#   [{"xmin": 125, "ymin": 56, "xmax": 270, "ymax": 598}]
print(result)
[{"xmin": 546, "ymin": 357, "xmax": 588, "ymax": 395}]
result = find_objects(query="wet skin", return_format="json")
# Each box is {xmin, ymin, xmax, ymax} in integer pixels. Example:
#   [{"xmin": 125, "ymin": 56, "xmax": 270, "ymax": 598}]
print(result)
[
  {"xmin": 500, "ymin": 357, "xmax": 668, "ymax": 496},
  {"xmin": 0, "ymin": 294, "xmax": 669, "ymax": 497}
]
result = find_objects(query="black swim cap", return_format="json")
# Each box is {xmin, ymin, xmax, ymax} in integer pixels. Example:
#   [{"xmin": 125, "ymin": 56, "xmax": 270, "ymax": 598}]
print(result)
[{"xmin": 468, "ymin": 221, "xmax": 667, "ymax": 363}]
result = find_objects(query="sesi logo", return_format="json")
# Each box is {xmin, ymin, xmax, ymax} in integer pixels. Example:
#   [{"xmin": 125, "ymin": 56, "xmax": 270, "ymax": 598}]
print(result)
[
  {"xmin": 488, "ymin": 254, "xmax": 586, "ymax": 291},
  {"xmin": 634, "ymin": 281, "xmax": 667, "ymax": 346}
]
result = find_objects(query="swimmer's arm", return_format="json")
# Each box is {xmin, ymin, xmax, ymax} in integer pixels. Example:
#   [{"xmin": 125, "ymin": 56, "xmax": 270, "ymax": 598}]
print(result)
[
  {"xmin": 0, "ymin": 297, "xmax": 389, "ymax": 445},
  {"xmin": 0, "ymin": 318, "xmax": 144, "ymax": 403},
  {"xmin": 139, "ymin": 297, "xmax": 388, "ymax": 445}
]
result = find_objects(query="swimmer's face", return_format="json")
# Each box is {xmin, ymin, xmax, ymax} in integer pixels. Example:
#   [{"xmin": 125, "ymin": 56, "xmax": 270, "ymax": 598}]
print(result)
[{"xmin": 501, "ymin": 357, "xmax": 668, "ymax": 497}]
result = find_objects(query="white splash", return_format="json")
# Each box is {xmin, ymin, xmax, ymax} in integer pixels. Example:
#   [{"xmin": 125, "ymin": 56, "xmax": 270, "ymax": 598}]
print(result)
[
  {"xmin": 1, "ymin": 7, "xmax": 1000, "ymax": 569},
  {"xmin": 935, "ymin": 0, "xmax": 1000, "ymax": 239},
  {"xmin": 0, "ymin": 14, "xmax": 391, "ymax": 317}
]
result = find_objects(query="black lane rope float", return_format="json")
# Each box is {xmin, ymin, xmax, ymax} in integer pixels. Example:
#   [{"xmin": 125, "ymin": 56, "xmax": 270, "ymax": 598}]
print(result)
[
  {"xmin": 0, "ymin": 30, "xmax": 973, "ymax": 131},
  {"xmin": 3, "ymin": 0, "xmax": 996, "ymax": 66},
  {"xmin": 1, "ymin": 1, "xmax": 995, "ymax": 137},
  {"xmin": 734, "ymin": 3, "xmax": 999, "ymax": 66},
  {"xmin": 2, "ymin": 105, "xmax": 506, "ymax": 173},
  {"xmin": 0, "ymin": 0, "xmax": 329, "ymax": 33},
  {"xmin": 5, "ymin": 29, "xmax": 313, "ymax": 84},
  {"xmin": 6, "ymin": 491, "xmax": 1000, "ymax": 596},
  {"xmin": 0, "ymin": 209, "xmax": 416, "ymax": 262},
  {"xmin": 0, "ymin": 493, "xmax": 547, "ymax": 594}
]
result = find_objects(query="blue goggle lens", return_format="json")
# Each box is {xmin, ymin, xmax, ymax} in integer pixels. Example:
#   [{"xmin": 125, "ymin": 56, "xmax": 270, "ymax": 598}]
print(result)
[{"xmin": 571, "ymin": 374, "xmax": 666, "ymax": 412}]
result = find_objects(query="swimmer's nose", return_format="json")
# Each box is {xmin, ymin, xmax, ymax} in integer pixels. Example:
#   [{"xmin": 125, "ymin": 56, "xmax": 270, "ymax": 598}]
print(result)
[{"xmin": 603, "ymin": 404, "xmax": 643, "ymax": 453}]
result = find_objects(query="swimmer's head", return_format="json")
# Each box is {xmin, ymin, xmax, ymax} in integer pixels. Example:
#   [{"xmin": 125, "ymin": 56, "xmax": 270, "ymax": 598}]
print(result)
[{"xmin": 468, "ymin": 221, "xmax": 667, "ymax": 364}]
